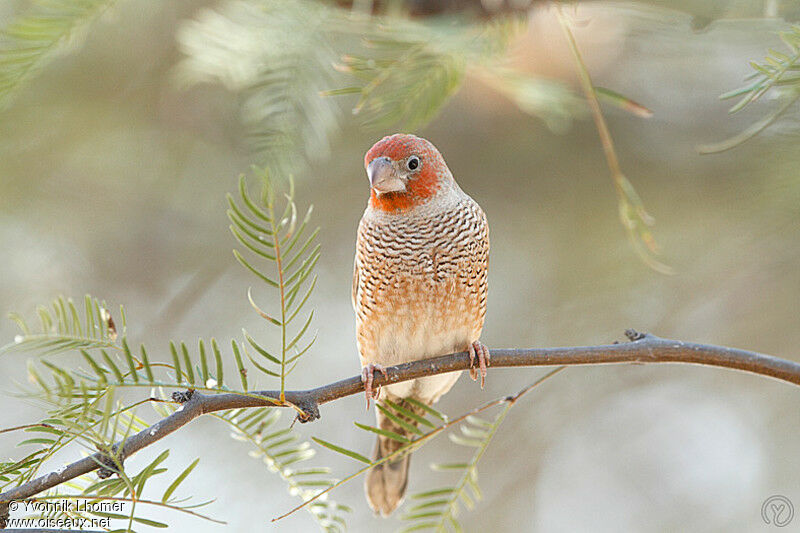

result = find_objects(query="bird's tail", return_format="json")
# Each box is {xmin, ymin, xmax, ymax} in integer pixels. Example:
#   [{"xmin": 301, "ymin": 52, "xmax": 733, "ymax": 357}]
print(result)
[{"xmin": 364, "ymin": 396, "xmax": 426, "ymax": 516}]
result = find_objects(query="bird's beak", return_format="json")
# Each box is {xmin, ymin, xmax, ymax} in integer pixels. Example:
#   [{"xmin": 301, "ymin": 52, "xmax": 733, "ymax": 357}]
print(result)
[{"xmin": 367, "ymin": 157, "xmax": 406, "ymax": 194}]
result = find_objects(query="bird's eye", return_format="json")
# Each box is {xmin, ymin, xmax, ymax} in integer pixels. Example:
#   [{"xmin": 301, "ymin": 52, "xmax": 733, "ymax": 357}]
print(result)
[{"xmin": 406, "ymin": 155, "xmax": 421, "ymax": 171}]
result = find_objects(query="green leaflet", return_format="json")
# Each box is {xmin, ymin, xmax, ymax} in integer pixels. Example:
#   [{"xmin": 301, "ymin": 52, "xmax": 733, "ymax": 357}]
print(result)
[
  {"xmin": 312, "ymin": 437, "xmax": 371, "ymax": 464},
  {"xmin": 354, "ymin": 422, "xmax": 410, "ymax": 443},
  {"xmin": 162, "ymin": 458, "xmax": 200, "ymax": 503}
]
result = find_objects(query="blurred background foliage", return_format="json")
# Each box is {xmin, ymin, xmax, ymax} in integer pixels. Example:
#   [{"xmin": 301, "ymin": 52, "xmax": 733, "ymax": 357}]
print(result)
[{"xmin": 2, "ymin": 0, "xmax": 800, "ymax": 531}]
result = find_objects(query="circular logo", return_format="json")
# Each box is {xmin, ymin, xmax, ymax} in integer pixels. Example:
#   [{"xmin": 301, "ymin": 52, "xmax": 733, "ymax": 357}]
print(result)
[{"xmin": 762, "ymin": 495, "xmax": 794, "ymax": 527}]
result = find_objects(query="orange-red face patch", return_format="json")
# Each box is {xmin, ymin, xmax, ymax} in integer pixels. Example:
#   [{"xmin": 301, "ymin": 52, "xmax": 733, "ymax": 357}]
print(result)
[{"xmin": 365, "ymin": 134, "xmax": 444, "ymax": 213}]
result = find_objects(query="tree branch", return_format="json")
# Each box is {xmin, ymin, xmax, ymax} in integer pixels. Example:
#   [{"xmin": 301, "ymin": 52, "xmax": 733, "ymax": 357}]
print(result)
[{"xmin": 2, "ymin": 330, "xmax": 799, "ymax": 522}]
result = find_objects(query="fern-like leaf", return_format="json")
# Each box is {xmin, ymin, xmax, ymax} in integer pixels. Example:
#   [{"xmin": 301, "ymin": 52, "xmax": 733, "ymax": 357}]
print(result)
[
  {"xmin": 724, "ymin": 26, "xmax": 800, "ymax": 114},
  {"xmin": 174, "ymin": 0, "xmax": 341, "ymax": 175},
  {"xmin": 216, "ymin": 408, "xmax": 349, "ymax": 532},
  {"xmin": 701, "ymin": 25, "xmax": 800, "ymax": 153},
  {"xmin": 24, "ymin": 335, "xmax": 260, "ymax": 403},
  {"xmin": 401, "ymin": 408, "xmax": 511, "ymax": 532},
  {"xmin": 0, "ymin": 0, "xmax": 118, "ymax": 110},
  {"xmin": 227, "ymin": 170, "xmax": 320, "ymax": 399},
  {"xmin": 2, "ymin": 295, "xmax": 121, "ymax": 356},
  {"xmin": 336, "ymin": 17, "xmax": 522, "ymax": 130}
]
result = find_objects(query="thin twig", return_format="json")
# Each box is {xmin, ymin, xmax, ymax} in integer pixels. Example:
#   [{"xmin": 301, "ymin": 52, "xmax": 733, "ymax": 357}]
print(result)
[
  {"xmin": 555, "ymin": 5, "xmax": 672, "ymax": 274},
  {"xmin": 1, "ymin": 331, "xmax": 799, "ymax": 516},
  {"xmin": 0, "ymin": 424, "xmax": 54, "ymax": 436},
  {"xmin": 697, "ymin": 92, "xmax": 800, "ymax": 154}
]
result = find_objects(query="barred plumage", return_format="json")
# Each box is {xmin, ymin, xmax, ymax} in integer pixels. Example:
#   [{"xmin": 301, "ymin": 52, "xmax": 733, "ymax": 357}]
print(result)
[
  {"xmin": 354, "ymin": 197, "xmax": 488, "ymax": 400},
  {"xmin": 353, "ymin": 134, "xmax": 490, "ymax": 516}
]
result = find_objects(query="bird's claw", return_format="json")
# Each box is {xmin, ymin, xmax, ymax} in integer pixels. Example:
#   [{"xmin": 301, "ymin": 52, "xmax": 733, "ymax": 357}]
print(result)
[
  {"xmin": 468, "ymin": 341, "xmax": 491, "ymax": 389},
  {"xmin": 361, "ymin": 363, "xmax": 388, "ymax": 410}
]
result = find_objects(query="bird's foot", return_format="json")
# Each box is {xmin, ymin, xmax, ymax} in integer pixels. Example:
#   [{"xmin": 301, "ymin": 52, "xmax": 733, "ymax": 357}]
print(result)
[
  {"xmin": 361, "ymin": 363, "xmax": 388, "ymax": 410},
  {"xmin": 468, "ymin": 341, "xmax": 491, "ymax": 389}
]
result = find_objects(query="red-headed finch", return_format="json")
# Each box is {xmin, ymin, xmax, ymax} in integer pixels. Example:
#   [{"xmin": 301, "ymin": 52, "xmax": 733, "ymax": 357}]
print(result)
[{"xmin": 353, "ymin": 134, "xmax": 490, "ymax": 516}]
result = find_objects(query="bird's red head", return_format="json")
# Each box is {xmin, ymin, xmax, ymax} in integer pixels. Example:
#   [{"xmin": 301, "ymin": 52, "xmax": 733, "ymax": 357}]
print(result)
[{"xmin": 363, "ymin": 134, "xmax": 449, "ymax": 213}]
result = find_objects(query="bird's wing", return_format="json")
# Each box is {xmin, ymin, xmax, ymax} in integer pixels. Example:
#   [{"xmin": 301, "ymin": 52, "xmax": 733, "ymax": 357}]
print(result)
[{"xmin": 351, "ymin": 254, "xmax": 359, "ymax": 312}]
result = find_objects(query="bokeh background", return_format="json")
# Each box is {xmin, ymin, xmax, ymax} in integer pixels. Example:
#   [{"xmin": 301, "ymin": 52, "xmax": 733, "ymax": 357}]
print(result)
[{"xmin": 2, "ymin": 1, "xmax": 800, "ymax": 531}]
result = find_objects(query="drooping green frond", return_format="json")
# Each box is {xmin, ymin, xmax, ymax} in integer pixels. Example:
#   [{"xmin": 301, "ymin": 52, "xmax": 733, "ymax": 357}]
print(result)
[
  {"xmin": 175, "ymin": 0, "xmax": 341, "ymax": 175},
  {"xmin": 0, "ymin": 0, "xmax": 119, "ymax": 110},
  {"xmin": 285, "ymin": 400, "xmax": 451, "ymax": 522},
  {"xmin": 555, "ymin": 8, "xmax": 671, "ymax": 275},
  {"xmin": 278, "ymin": 371, "xmax": 564, "ymax": 524},
  {"xmin": 272, "ymin": 400, "xmax": 463, "ymax": 523},
  {"xmin": 215, "ymin": 408, "xmax": 349, "ymax": 532},
  {"xmin": 723, "ymin": 26, "xmax": 800, "ymax": 114},
  {"xmin": 2, "ymin": 295, "xmax": 121, "ymax": 356},
  {"xmin": 174, "ymin": 1, "xmax": 586, "ymax": 164},
  {"xmin": 338, "ymin": 40, "xmax": 465, "ymax": 130},
  {"xmin": 397, "ymin": 369, "xmax": 566, "ymax": 531},
  {"xmin": 475, "ymin": 67, "xmax": 585, "ymax": 133},
  {"xmin": 227, "ymin": 170, "xmax": 320, "ymax": 399},
  {"xmin": 313, "ymin": 400, "xmax": 448, "ymax": 468},
  {"xmin": 335, "ymin": 16, "xmax": 527, "ymax": 130},
  {"xmin": 701, "ymin": 25, "xmax": 800, "ymax": 153},
  {"xmin": 401, "ymin": 409, "xmax": 511, "ymax": 532},
  {"xmin": 480, "ymin": 68, "xmax": 655, "ymax": 133}
]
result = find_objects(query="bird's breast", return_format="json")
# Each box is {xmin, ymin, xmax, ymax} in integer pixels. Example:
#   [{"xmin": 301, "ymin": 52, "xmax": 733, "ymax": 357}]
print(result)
[{"xmin": 354, "ymin": 198, "xmax": 489, "ymax": 369}]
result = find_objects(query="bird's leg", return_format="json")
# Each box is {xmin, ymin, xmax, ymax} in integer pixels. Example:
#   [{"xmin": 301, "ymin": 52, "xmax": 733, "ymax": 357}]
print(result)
[
  {"xmin": 361, "ymin": 363, "xmax": 388, "ymax": 410},
  {"xmin": 468, "ymin": 341, "xmax": 491, "ymax": 389}
]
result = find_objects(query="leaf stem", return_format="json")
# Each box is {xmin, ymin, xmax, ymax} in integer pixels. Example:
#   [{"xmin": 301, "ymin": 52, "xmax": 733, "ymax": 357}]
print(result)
[
  {"xmin": 263, "ymin": 177, "xmax": 288, "ymax": 402},
  {"xmin": 555, "ymin": 5, "xmax": 672, "ymax": 274},
  {"xmin": 698, "ymin": 91, "xmax": 800, "ymax": 154}
]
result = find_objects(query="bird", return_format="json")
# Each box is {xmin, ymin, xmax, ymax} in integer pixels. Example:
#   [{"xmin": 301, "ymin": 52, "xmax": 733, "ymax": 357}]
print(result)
[{"xmin": 352, "ymin": 133, "xmax": 490, "ymax": 516}]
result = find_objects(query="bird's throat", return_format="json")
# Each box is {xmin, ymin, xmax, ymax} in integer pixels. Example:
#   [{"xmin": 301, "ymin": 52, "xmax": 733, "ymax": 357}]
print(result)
[{"xmin": 369, "ymin": 190, "xmax": 415, "ymax": 212}]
